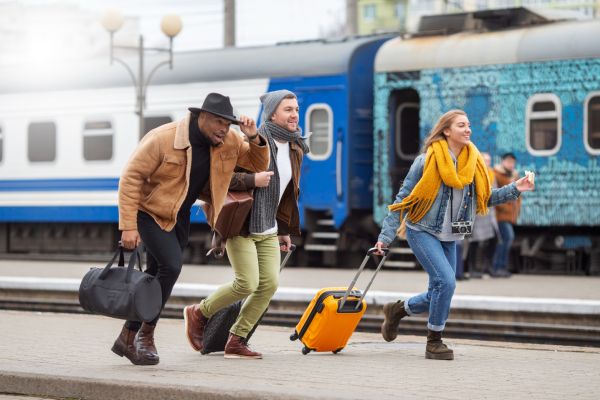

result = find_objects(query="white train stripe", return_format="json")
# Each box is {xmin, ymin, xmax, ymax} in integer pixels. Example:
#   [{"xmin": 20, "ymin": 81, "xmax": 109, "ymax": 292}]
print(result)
[{"xmin": 0, "ymin": 192, "xmax": 206, "ymax": 207}]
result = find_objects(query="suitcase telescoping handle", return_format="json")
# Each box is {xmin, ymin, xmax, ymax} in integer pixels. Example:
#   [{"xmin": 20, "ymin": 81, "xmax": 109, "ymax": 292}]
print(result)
[
  {"xmin": 339, "ymin": 247, "xmax": 390, "ymax": 310},
  {"xmin": 280, "ymin": 244, "xmax": 296, "ymax": 271}
]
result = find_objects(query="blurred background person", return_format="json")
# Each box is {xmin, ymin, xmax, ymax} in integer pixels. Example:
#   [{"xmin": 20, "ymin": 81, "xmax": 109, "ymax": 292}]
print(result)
[
  {"xmin": 491, "ymin": 153, "xmax": 521, "ymax": 278},
  {"xmin": 467, "ymin": 152, "xmax": 499, "ymax": 278}
]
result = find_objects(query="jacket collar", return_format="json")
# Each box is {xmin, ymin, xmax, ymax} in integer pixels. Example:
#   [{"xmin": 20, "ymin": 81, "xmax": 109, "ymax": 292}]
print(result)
[{"xmin": 174, "ymin": 112, "xmax": 192, "ymax": 150}]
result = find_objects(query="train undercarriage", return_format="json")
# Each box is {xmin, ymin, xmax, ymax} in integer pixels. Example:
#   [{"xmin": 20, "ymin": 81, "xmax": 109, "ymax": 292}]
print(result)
[{"xmin": 0, "ymin": 221, "xmax": 598, "ymax": 275}]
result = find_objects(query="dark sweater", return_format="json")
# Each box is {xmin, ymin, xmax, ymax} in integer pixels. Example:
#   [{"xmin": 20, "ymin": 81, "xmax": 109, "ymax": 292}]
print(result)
[{"xmin": 175, "ymin": 115, "xmax": 211, "ymax": 242}]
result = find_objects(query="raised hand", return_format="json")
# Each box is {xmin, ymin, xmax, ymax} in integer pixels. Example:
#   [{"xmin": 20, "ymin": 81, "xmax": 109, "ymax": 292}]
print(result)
[
  {"xmin": 515, "ymin": 175, "xmax": 535, "ymax": 192},
  {"xmin": 238, "ymin": 115, "xmax": 258, "ymax": 138}
]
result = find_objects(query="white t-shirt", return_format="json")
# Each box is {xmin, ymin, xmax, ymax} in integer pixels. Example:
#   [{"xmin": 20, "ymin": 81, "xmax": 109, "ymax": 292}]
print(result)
[{"xmin": 259, "ymin": 140, "xmax": 292, "ymax": 235}]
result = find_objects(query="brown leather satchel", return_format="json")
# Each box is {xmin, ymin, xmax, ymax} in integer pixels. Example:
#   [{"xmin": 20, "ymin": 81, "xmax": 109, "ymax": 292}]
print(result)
[{"xmin": 202, "ymin": 190, "xmax": 253, "ymax": 258}]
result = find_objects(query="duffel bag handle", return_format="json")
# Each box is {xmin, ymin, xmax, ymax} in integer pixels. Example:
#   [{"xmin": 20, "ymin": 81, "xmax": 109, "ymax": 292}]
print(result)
[
  {"xmin": 123, "ymin": 246, "xmax": 143, "ymax": 284},
  {"xmin": 98, "ymin": 244, "xmax": 143, "ymax": 283},
  {"xmin": 339, "ymin": 247, "xmax": 389, "ymax": 310}
]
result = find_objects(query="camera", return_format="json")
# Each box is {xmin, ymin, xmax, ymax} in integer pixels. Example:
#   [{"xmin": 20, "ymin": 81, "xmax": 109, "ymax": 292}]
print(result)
[{"xmin": 451, "ymin": 221, "xmax": 473, "ymax": 235}]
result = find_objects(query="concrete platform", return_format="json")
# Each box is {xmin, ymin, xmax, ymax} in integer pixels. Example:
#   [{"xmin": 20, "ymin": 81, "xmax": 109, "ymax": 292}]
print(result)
[{"xmin": 1, "ymin": 310, "xmax": 599, "ymax": 400}]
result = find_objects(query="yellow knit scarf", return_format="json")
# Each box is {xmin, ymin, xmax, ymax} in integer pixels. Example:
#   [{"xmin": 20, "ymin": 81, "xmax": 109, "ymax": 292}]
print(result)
[{"xmin": 388, "ymin": 140, "xmax": 491, "ymax": 223}]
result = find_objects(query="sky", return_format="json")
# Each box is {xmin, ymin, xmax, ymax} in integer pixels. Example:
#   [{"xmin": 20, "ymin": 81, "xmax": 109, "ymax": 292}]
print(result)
[
  {"xmin": 0, "ymin": 0, "xmax": 345, "ymax": 59},
  {"xmin": 83, "ymin": 0, "xmax": 347, "ymax": 49},
  {"xmin": 0, "ymin": 0, "xmax": 347, "ymax": 66}
]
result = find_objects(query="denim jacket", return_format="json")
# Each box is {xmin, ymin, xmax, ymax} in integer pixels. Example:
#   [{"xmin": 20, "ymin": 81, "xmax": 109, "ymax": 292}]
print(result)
[{"xmin": 378, "ymin": 153, "xmax": 521, "ymax": 245}]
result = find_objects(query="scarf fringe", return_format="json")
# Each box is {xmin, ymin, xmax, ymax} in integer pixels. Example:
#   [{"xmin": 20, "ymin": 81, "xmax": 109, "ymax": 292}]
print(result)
[{"xmin": 388, "ymin": 196, "xmax": 434, "ymax": 222}]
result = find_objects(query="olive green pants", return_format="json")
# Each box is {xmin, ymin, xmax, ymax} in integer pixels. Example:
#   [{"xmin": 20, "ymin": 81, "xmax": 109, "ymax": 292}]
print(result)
[{"xmin": 199, "ymin": 234, "xmax": 280, "ymax": 338}]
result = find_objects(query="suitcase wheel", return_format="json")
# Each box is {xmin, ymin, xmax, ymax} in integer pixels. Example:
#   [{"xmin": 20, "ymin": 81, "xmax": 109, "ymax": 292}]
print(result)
[
  {"xmin": 301, "ymin": 346, "xmax": 311, "ymax": 355},
  {"xmin": 290, "ymin": 332, "xmax": 299, "ymax": 341},
  {"xmin": 332, "ymin": 348, "xmax": 343, "ymax": 354}
]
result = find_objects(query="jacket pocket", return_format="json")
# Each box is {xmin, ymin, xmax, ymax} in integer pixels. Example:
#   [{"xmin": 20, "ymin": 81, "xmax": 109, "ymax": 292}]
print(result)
[
  {"xmin": 155, "ymin": 155, "xmax": 184, "ymax": 178},
  {"xmin": 220, "ymin": 151, "xmax": 237, "ymax": 161},
  {"xmin": 220, "ymin": 150, "xmax": 238, "ymax": 173}
]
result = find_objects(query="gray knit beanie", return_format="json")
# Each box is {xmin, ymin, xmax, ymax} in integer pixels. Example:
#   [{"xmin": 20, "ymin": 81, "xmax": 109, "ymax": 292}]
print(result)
[{"xmin": 260, "ymin": 89, "xmax": 297, "ymax": 123}]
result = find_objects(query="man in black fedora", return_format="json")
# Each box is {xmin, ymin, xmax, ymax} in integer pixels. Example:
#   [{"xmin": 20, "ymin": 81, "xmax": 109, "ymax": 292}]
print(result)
[{"xmin": 113, "ymin": 92, "xmax": 270, "ymax": 365}]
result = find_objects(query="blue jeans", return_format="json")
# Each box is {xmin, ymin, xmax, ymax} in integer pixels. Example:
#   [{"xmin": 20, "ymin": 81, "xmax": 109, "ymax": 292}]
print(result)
[
  {"xmin": 492, "ymin": 222, "xmax": 514, "ymax": 272},
  {"xmin": 455, "ymin": 241, "xmax": 464, "ymax": 278},
  {"xmin": 405, "ymin": 228, "xmax": 457, "ymax": 332}
]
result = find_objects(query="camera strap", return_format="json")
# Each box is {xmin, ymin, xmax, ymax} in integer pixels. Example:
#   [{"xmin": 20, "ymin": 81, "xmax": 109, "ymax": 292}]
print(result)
[{"xmin": 450, "ymin": 188, "xmax": 454, "ymax": 222}]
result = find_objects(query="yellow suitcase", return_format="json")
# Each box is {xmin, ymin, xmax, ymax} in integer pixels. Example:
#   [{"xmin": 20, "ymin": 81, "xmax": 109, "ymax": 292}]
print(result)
[{"xmin": 290, "ymin": 248, "xmax": 389, "ymax": 354}]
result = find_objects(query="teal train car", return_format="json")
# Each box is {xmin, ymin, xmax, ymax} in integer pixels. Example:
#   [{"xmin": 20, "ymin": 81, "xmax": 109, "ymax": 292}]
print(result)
[{"xmin": 373, "ymin": 8, "xmax": 600, "ymax": 273}]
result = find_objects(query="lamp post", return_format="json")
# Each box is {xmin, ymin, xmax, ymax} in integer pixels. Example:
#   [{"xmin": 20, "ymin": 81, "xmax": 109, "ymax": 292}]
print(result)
[{"xmin": 101, "ymin": 10, "xmax": 182, "ymax": 139}]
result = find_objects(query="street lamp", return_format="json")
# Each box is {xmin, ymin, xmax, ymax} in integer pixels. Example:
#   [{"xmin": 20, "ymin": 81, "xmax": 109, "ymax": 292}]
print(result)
[{"xmin": 101, "ymin": 9, "xmax": 182, "ymax": 139}]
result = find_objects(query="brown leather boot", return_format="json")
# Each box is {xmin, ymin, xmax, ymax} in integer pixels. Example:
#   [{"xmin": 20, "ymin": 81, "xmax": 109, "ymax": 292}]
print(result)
[
  {"xmin": 134, "ymin": 323, "xmax": 160, "ymax": 365},
  {"xmin": 381, "ymin": 300, "xmax": 408, "ymax": 342},
  {"xmin": 184, "ymin": 304, "xmax": 209, "ymax": 352},
  {"xmin": 224, "ymin": 333, "xmax": 262, "ymax": 359},
  {"xmin": 425, "ymin": 330, "xmax": 454, "ymax": 360},
  {"xmin": 111, "ymin": 325, "xmax": 138, "ymax": 364}
]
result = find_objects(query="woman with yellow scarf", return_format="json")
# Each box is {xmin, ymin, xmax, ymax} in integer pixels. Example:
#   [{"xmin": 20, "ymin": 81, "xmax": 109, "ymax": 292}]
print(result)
[{"xmin": 374, "ymin": 110, "xmax": 534, "ymax": 360}]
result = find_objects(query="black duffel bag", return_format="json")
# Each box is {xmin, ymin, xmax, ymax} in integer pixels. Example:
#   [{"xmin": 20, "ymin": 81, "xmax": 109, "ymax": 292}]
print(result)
[{"xmin": 79, "ymin": 245, "xmax": 162, "ymax": 322}]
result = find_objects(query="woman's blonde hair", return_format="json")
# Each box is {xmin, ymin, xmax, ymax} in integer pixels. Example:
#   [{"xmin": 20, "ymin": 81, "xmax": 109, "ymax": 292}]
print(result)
[{"xmin": 421, "ymin": 109, "xmax": 467, "ymax": 153}]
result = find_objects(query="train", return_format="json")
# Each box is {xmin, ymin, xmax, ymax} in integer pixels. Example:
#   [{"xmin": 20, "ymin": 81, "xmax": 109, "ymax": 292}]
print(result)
[
  {"xmin": 0, "ymin": 7, "xmax": 598, "ymax": 273},
  {"xmin": 372, "ymin": 8, "xmax": 600, "ymax": 273},
  {"xmin": 0, "ymin": 32, "xmax": 391, "ymax": 265}
]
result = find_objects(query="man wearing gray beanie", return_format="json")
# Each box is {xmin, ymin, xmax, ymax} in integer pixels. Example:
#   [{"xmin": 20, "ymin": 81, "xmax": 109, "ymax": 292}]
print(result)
[
  {"xmin": 185, "ymin": 89, "xmax": 309, "ymax": 359},
  {"xmin": 260, "ymin": 90, "xmax": 295, "ymax": 123}
]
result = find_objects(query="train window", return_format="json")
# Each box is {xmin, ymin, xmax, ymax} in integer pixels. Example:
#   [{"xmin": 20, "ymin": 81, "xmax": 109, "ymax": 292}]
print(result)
[
  {"xmin": 83, "ymin": 121, "xmax": 113, "ymax": 161},
  {"xmin": 584, "ymin": 93, "xmax": 600, "ymax": 154},
  {"xmin": 363, "ymin": 4, "xmax": 376, "ymax": 21},
  {"xmin": 142, "ymin": 116, "xmax": 173, "ymax": 140},
  {"xmin": 526, "ymin": 93, "xmax": 561, "ymax": 156},
  {"xmin": 28, "ymin": 122, "xmax": 56, "ymax": 162},
  {"xmin": 395, "ymin": 103, "xmax": 420, "ymax": 160},
  {"xmin": 305, "ymin": 104, "xmax": 333, "ymax": 160}
]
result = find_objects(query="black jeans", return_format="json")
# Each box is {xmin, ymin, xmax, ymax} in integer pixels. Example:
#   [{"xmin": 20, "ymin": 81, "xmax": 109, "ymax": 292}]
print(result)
[{"xmin": 125, "ymin": 211, "xmax": 188, "ymax": 331}]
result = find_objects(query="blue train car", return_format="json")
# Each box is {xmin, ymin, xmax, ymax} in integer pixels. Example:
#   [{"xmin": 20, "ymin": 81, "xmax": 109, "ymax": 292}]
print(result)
[
  {"xmin": 373, "ymin": 8, "xmax": 600, "ymax": 273},
  {"xmin": 0, "ymin": 35, "xmax": 389, "ymax": 261}
]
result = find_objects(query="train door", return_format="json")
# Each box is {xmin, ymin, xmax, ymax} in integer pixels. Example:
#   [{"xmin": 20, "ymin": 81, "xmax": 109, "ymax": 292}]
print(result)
[
  {"xmin": 389, "ymin": 89, "xmax": 420, "ymax": 186},
  {"xmin": 299, "ymin": 89, "xmax": 345, "ymax": 214}
]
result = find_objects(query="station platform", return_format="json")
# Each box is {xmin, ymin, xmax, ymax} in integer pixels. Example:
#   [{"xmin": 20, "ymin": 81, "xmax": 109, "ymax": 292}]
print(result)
[{"xmin": 1, "ymin": 310, "xmax": 599, "ymax": 400}]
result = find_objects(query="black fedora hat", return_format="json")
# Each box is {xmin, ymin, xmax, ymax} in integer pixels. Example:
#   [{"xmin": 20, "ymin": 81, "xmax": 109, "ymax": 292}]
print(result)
[{"xmin": 189, "ymin": 93, "xmax": 240, "ymax": 125}]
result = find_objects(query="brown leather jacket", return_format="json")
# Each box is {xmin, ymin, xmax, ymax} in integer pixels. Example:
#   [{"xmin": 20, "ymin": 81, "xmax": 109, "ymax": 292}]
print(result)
[
  {"xmin": 118, "ymin": 113, "xmax": 270, "ymax": 232},
  {"xmin": 493, "ymin": 165, "xmax": 521, "ymax": 224},
  {"xmin": 229, "ymin": 139, "xmax": 304, "ymax": 236}
]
